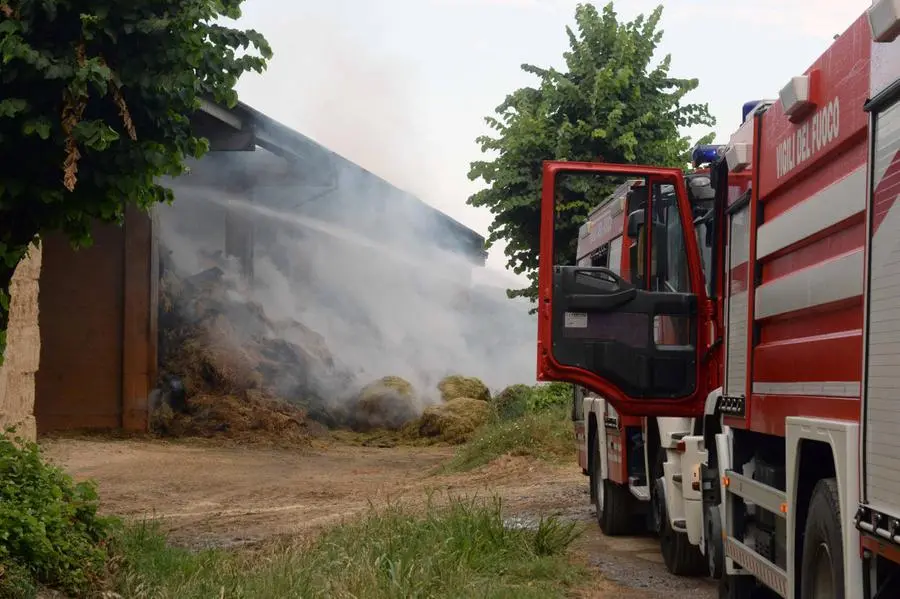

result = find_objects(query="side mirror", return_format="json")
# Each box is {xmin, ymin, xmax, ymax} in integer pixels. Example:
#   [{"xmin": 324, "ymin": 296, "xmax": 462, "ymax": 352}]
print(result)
[
  {"xmin": 689, "ymin": 186, "xmax": 715, "ymax": 202},
  {"xmin": 627, "ymin": 209, "xmax": 645, "ymax": 238},
  {"xmin": 687, "ymin": 176, "xmax": 715, "ymax": 202}
]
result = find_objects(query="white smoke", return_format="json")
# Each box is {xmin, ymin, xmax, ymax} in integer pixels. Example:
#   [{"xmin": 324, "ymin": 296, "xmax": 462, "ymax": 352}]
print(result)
[
  {"xmin": 155, "ymin": 11, "xmax": 537, "ymax": 412},
  {"xmin": 156, "ymin": 159, "xmax": 536, "ymax": 409}
]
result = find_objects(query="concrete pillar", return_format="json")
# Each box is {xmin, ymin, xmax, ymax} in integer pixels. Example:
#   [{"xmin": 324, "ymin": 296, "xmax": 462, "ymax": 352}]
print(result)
[{"xmin": 0, "ymin": 243, "xmax": 42, "ymax": 441}]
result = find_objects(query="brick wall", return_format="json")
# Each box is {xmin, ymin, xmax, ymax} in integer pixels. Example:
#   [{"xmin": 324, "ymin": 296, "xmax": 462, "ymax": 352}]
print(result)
[{"xmin": 0, "ymin": 244, "xmax": 42, "ymax": 441}]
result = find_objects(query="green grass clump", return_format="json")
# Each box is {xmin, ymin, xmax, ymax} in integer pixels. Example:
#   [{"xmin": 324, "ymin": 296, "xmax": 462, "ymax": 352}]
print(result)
[
  {"xmin": 492, "ymin": 382, "xmax": 572, "ymax": 422},
  {"xmin": 112, "ymin": 497, "xmax": 584, "ymax": 599},
  {"xmin": 491, "ymin": 384, "xmax": 532, "ymax": 420},
  {"xmin": 442, "ymin": 406, "xmax": 575, "ymax": 473},
  {"xmin": 0, "ymin": 431, "xmax": 114, "ymax": 598},
  {"xmin": 526, "ymin": 382, "xmax": 572, "ymax": 411}
]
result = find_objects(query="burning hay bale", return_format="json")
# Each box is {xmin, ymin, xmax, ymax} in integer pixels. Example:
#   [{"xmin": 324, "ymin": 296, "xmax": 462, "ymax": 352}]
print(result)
[
  {"xmin": 437, "ymin": 375, "xmax": 491, "ymax": 403},
  {"xmin": 155, "ymin": 260, "xmax": 353, "ymax": 440},
  {"xmin": 152, "ymin": 390, "xmax": 323, "ymax": 446},
  {"xmin": 417, "ymin": 397, "xmax": 491, "ymax": 444},
  {"xmin": 170, "ymin": 316, "xmax": 264, "ymax": 396},
  {"xmin": 352, "ymin": 376, "xmax": 420, "ymax": 431}
]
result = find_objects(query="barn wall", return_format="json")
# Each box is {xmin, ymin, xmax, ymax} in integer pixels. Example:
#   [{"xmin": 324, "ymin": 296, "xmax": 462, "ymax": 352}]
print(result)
[
  {"xmin": 35, "ymin": 208, "xmax": 155, "ymax": 433},
  {"xmin": 0, "ymin": 243, "xmax": 43, "ymax": 441}
]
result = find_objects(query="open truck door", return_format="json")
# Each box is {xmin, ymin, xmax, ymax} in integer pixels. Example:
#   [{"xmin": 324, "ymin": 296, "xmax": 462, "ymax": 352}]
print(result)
[{"xmin": 537, "ymin": 161, "xmax": 713, "ymax": 417}]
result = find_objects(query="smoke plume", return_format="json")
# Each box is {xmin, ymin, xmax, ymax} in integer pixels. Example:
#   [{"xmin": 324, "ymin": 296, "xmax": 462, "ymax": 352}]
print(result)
[
  {"xmin": 157, "ymin": 161, "xmax": 535, "ymax": 415},
  {"xmin": 154, "ymin": 14, "xmax": 536, "ymax": 419}
]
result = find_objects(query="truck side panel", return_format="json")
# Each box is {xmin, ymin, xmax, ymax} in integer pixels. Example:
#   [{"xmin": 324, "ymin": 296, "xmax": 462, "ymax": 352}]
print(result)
[{"xmin": 744, "ymin": 15, "xmax": 871, "ymax": 436}]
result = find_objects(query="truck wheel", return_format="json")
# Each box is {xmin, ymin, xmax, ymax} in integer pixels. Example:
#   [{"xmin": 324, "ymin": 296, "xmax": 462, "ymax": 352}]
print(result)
[
  {"xmin": 600, "ymin": 479, "xmax": 634, "ymax": 536},
  {"xmin": 650, "ymin": 450, "xmax": 706, "ymax": 576},
  {"xmin": 592, "ymin": 435, "xmax": 633, "ymax": 536},
  {"xmin": 657, "ymin": 477, "xmax": 707, "ymax": 576},
  {"xmin": 800, "ymin": 478, "xmax": 843, "ymax": 599}
]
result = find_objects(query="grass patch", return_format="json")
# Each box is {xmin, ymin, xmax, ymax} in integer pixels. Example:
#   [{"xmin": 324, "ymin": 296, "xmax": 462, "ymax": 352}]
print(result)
[
  {"xmin": 112, "ymin": 497, "xmax": 584, "ymax": 599},
  {"xmin": 441, "ymin": 405, "xmax": 575, "ymax": 473}
]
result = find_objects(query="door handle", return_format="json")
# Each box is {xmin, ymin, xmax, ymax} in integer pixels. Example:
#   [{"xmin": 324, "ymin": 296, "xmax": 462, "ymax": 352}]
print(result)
[{"xmin": 567, "ymin": 289, "xmax": 637, "ymax": 311}]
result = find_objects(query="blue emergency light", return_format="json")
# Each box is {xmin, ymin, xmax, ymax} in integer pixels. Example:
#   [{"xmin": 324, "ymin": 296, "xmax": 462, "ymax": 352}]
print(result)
[
  {"xmin": 691, "ymin": 144, "xmax": 724, "ymax": 168},
  {"xmin": 742, "ymin": 100, "xmax": 765, "ymax": 123}
]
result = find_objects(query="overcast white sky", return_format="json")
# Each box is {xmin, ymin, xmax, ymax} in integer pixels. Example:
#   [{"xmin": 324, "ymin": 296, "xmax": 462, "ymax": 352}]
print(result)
[{"xmin": 233, "ymin": 0, "xmax": 870, "ymax": 285}]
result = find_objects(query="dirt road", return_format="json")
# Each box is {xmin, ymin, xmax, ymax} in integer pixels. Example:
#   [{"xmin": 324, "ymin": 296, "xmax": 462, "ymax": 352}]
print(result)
[{"xmin": 41, "ymin": 438, "xmax": 715, "ymax": 598}]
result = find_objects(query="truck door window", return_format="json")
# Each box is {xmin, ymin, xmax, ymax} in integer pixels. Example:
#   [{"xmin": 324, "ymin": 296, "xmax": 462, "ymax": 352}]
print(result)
[
  {"xmin": 649, "ymin": 181, "xmax": 691, "ymax": 347},
  {"xmin": 650, "ymin": 183, "xmax": 690, "ymax": 294}
]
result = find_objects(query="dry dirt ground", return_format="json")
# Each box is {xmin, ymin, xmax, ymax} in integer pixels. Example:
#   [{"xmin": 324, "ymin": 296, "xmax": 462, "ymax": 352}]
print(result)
[{"xmin": 40, "ymin": 438, "xmax": 716, "ymax": 599}]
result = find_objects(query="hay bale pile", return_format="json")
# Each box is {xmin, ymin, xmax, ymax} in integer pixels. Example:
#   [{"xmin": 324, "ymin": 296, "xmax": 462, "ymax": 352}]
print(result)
[
  {"xmin": 341, "ymin": 374, "xmax": 495, "ymax": 445},
  {"xmin": 151, "ymin": 391, "xmax": 323, "ymax": 446},
  {"xmin": 438, "ymin": 375, "xmax": 491, "ymax": 403},
  {"xmin": 416, "ymin": 397, "xmax": 491, "ymax": 444},
  {"xmin": 352, "ymin": 376, "xmax": 419, "ymax": 431},
  {"xmin": 156, "ymin": 261, "xmax": 350, "ymax": 444},
  {"xmin": 156, "ymin": 252, "xmax": 505, "ymax": 446}
]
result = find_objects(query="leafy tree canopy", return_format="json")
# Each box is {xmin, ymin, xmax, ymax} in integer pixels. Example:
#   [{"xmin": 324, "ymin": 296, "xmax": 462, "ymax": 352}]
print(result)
[
  {"xmin": 0, "ymin": 0, "xmax": 271, "ymax": 361},
  {"xmin": 467, "ymin": 2, "xmax": 715, "ymax": 306}
]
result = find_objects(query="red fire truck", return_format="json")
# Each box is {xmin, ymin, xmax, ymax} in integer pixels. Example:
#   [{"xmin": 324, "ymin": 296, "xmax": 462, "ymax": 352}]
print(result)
[
  {"xmin": 542, "ymin": 5, "xmax": 900, "ymax": 597},
  {"xmin": 571, "ymin": 168, "xmax": 724, "ymax": 577}
]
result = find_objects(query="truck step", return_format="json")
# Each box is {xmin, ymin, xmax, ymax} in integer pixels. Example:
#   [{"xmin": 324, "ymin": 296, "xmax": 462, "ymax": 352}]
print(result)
[
  {"xmin": 672, "ymin": 518, "xmax": 687, "ymax": 532},
  {"xmin": 725, "ymin": 536, "xmax": 788, "ymax": 597},
  {"xmin": 629, "ymin": 484, "xmax": 650, "ymax": 501},
  {"xmin": 724, "ymin": 470, "xmax": 786, "ymax": 517}
]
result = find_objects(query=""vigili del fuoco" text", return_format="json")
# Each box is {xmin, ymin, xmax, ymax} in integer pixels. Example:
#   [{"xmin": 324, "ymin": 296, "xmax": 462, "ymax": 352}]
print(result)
[{"xmin": 775, "ymin": 97, "xmax": 841, "ymax": 179}]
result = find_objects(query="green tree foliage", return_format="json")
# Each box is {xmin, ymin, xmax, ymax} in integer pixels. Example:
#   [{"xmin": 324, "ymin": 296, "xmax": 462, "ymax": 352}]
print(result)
[
  {"xmin": 0, "ymin": 0, "xmax": 272, "ymax": 362},
  {"xmin": 468, "ymin": 2, "xmax": 715, "ymax": 304}
]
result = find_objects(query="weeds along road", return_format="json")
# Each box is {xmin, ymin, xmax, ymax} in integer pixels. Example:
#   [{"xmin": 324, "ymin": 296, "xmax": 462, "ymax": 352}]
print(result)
[{"xmin": 41, "ymin": 437, "xmax": 716, "ymax": 598}]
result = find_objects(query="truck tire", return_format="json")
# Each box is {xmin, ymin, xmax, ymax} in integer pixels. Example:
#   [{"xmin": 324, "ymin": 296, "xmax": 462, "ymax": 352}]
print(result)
[
  {"xmin": 600, "ymin": 479, "xmax": 634, "ymax": 536},
  {"xmin": 592, "ymin": 434, "xmax": 633, "ymax": 536},
  {"xmin": 657, "ymin": 477, "xmax": 707, "ymax": 576},
  {"xmin": 800, "ymin": 478, "xmax": 843, "ymax": 599},
  {"xmin": 651, "ymin": 448, "xmax": 706, "ymax": 577}
]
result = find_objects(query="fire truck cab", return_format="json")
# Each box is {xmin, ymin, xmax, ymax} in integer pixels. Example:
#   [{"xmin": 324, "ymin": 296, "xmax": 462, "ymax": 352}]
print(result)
[
  {"xmin": 540, "ymin": 5, "xmax": 900, "ymax": 597},
  {"xmin": 571, "ymin": 166, "xmax": 721, "ymax": 573}
]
